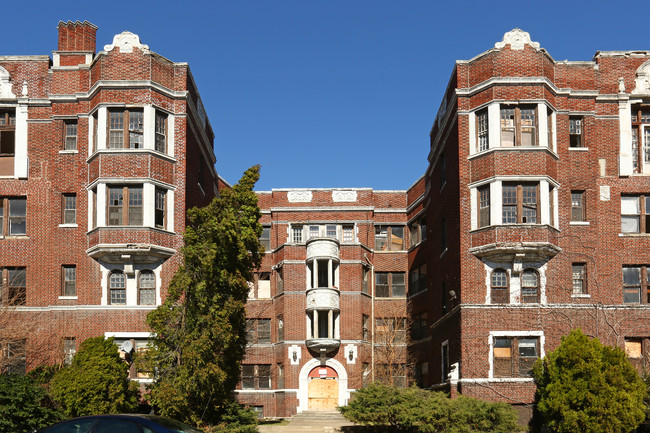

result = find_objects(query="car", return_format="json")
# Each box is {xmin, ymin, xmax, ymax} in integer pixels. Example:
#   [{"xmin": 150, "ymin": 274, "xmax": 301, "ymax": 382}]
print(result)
[{"xmin": 34, "ymin": 414, "xmax": 205, "ymax": 433}]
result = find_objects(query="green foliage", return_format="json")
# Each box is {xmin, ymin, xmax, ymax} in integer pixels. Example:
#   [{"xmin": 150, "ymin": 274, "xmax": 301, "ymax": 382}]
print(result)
[
  {"xmin": 50, "ymin": 336, "xmax": 140, "ymax": 418},
  {"xmin": 339, "ymin": 382, "xmax": 521, "ymax": 433},
  {"xmin": 145, "ymin": 166, "xmax": 264, "ymax": 427},
  {"xmin": 204, "ymin": 402, "xmax": 258, "ymax": 433},
  {"xmin": 0, "ymin": 373, "xmax": 63, "ymax": 433},
  {"xmin": 533, "ymin": 328, "xmax": 645, "ymax": 433}
]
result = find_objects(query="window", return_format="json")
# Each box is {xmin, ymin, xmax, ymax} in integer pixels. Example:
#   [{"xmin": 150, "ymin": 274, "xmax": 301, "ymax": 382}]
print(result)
[
  {"xmin": 309, "ymin": 225, "xmax": 319, "ymax": 239},
  {"xmin": 572, "ymin": 264, "xmax": 587, "ymax": 295},
  {"xmin": 621, "ymin": 195, "xmax": 650, "ymax": 233},
  {"xmin": 375, "ymin": 225, "xmax": 404, "ymax": 251},
  {"xmin": 521, "ymin": 269, "xmax": 539, "ymax": 303},
  {"xmin": 376, "ymin": 318, "xmax": 406, "ymax": 344},
  {"xmin": 362, "ymin": 314, "xmax": 370, "ymax": 341},
  {"xmin": 500, "ymin": 105, "xmax": 537, "ymax": 147},
  {"xmin": 291, "ymin": 225, "xmax": 303, "ymax": 243},
  {"xmin": 477, "ymin": 109, "xmax": 489, "ymax": 151},
  {"xmin": 491, "ymin": 269, "xmax": 508, "ymax": 304},
  {"xmin": 241, "ymin": 364, "xmax": 271, "ymax": 389},
  {"xmin": 362, "ymin": 267, "xmax": 369, "ymax": 294},
  {"xmin": 441, "ymin": 342, "xmax": 450, "ymax": 382},
  {"xmin": 478, "ymin": 185, "xmax": 490, "ymax": 227},
  {"xmin": 64, "ymin": 120, "xmax": 77, "ymax": 150},
  {"xmin": 246, "ymin": 319, "xmax": 271, "ymax": 344},
  {"xmin": 1, "ymin": 339, "xmax": 26, "ymax": 375},
  {"xmin": 62, "ymin": 193, "xmax": 76, "ymax": 224},
  {"xmin": 108, "ymin": 109, "xmax": 144, "ymax": 149},
  {"xmin": 108, "ymin": 185, "xmax": 143, "ymax": 226},
  {"xmin": 623, "ymin": 266, "xmax": 650, "ymax": 304},
  {"xmin": 375, "ymin": 272, "xmax": 405, "ymax": 297},
  {"xmin": 138, "ymin": 271, "xmax": 156, "ymax": 305},
  {"xmin": 625, "ymin": 338, "xmax": 650, "ymax": 374},
  {"xmin": 409, "ymin": 216, "xmax": 427, "ymax": 247},
  {"xmin": 61, "ymin": 265, "xmax": 76, "ymax": 296},
  {"xmin": 0, "ymin": 197, "xmax": 26, "ymax": 236},
  {"xmin": 631, "ymin": 107, "xmax": 650, "ymax": 173},
  {"xmin": 0, "ymin": 109, "xmax": 15, "ymax": 176},
  {"xmin": 569, "ymin": 116, "xmax": 583, "ymax": 148},
  {"xmin": 248, "ymin": 272, "xmax": 271, "ymax": 299},
  {"xmin": 276, "ymin": 268, "xmax": 283, "ymax": 294},
  {"xmin": 154, "ymin": 111, "xmax": 167, "ymax": 153},
  {"xmin": 414, "ymin": 361, "xmax": 429, "ymax": 387},
  {"xmin": 154, "ymin": 188, "xmax": 166, "ymax": 229},
  {"xmin": 113, "ymin": 338, "xmax": 151, "ymax": 379},
  {"xmin": 409, "ymin": 264, "xmax": 427, "ymax": 295},
  {"xmin": 377, "ymin": 364, "xmax": 407, "ymax": 387},
  {"xmin": 571, "ymin": 191, "xmax": 585, "ymax": 222},
  {"xmin": 277, "ymin": 363, "xmax": 284, "ymax": 389},
  {"xmin": 362, "ymin": 362, "xmax": 371, "ymax": 387},
  {"xmin": 1, "ymin": 267, "xmax": 26, "ymax": 306},
  {"xmin": 493, "ymin": 336, "xmax": 539, "ymax": 378},
  {"xmin": 342, "ymin": 225, "xmax": 355, "ymax": 243},
  {"xmin": 63, "ymin": 338, "xmax": 76, "ymax": 365},
  {"xmin": 109, "ymin": 271, "xmax": 126, "ymax": 305},
  {"xmin": 502, "ymin": 183, "xmax": 538, "ymax": 224},
  {"xmin": 277, "ymin": 316, "xmax": 284, "ymax": 342},
  {"xmin": 259, "ymin": 226, "xmax": 270, "ymax": 251},
  {"xmin": 411, "ymin": 312, "xmax": 427, "ymax": 340}
]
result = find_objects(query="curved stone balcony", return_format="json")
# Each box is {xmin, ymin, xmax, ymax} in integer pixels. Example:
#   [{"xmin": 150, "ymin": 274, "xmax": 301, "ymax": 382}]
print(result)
[
  {"xmin": 86, "ymin": 227, "xmax": 177, "ymax": 263},
  {"xmin": 306, "ymin": 238, "xmax": 340, "ymax": 261},
  {"xmin": 306, "ymin": 287, "xmax": 340, "ymax": 312},
  {"xmin": 305, "ymin": 338, "xmax": 340, "ymax": 354}
]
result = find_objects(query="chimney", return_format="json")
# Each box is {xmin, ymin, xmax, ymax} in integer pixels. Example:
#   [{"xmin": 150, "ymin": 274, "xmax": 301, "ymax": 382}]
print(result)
[{"xmin": 55, "ymin": 21, "xmax": 97, "ymax": 67}]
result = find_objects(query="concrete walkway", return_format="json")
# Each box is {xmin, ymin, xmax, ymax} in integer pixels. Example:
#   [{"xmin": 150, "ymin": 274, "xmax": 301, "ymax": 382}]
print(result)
[{"xmin": 258, "ymin": 411, "xmax": 356, "ymax": 433}]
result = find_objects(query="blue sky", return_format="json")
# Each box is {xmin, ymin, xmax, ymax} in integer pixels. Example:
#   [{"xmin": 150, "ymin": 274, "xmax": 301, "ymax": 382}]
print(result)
[{"xmin": 3, "ymin": 1, "xmax": 647, "ymax": 190}]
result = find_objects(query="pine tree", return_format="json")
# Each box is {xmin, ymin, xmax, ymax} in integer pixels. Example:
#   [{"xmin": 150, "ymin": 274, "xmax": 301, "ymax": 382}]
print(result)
[
  {"xmin": 145, "ymin": 166, "xmax": 264, "ymax": 426},
  {"xmin": 533, "ymin": 328, "xmax": 645, "ymax": 433}
]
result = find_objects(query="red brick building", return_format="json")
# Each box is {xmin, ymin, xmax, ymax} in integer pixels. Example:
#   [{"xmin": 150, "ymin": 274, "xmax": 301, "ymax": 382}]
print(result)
[
  {"xmin": 5, "ymin": 23, "xmax": 650, "ymax": 420},
  {"xmin": 0, "ymin": 21, "xmax": 218, "ymax": 376}
]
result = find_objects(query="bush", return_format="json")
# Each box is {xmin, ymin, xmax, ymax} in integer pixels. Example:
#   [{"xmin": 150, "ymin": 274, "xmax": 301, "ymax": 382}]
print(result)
[
  {"xmin": 0, "ymin": 373, "xmax": 63, "ymax": 433},
  {"xmin": 203, "ymin": 401, "xmax": 258, "ymax": 433},
  {"xmin": 339, "ymin": 382, "xmax": 521, "ymax": 433},
  {"xmin": 50, "ymin": 336, "xmax": 140, "ymax": 417}
]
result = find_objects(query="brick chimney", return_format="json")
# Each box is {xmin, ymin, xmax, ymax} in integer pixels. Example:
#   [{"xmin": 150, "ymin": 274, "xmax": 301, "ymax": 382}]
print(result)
[{"xmin": 54, "ymin": 21, "xmax": 97, "ymax": 67}]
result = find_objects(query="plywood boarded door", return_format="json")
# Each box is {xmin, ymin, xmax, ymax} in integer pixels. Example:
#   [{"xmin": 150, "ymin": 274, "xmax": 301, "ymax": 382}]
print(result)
[{"xmin": 308, "ymin": 378, "xmax": 338, "ymax": 410}]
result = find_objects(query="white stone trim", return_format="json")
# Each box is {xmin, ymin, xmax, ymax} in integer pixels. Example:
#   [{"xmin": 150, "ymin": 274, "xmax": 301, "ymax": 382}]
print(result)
[
  {"xmin": 99, "ymin": 262, "xmax": 163, "ymax": 306},
  {"xmin": 494, "ymin": 29, "xmax": 540, "ymax": 51},
  {"xmin": 297, "ymin": 358, "xmax": 349, "ymax": 413},
  {"xmin": 104, "ymin": 31, "xmax": 149, "ymax": 54}
]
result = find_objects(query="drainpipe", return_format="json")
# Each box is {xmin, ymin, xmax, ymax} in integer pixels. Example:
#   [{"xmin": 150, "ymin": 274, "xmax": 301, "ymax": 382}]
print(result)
[{"xmin": 364, "ymin": 253, "xmax": 375, "ymax": 382}]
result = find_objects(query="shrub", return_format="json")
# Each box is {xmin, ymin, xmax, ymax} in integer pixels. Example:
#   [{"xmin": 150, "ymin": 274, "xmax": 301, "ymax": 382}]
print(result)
[{"xmin": 0, "ymin": 373, "xmax": 63, "ymax": 433}]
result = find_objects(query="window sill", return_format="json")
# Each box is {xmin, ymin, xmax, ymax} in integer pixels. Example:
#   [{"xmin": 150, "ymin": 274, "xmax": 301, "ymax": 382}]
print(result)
[
  {"xmin": 58, "ymin": 296, "xmax": 78, "ymax": 300},
  {"xmin": 0, "ymin": 234, "xmax": 29, "ymax": 239},
  {"xmin": 374, "ymin": 250, "xmax": 407, "ymax": 253},
  {"xmin": 568, "ymin": 147, "xmax": 589, "ymax": 152},
  {"xmin": 569, "ymin": 221, "xmax": 590, "ymax": 226},
  {"xmin": 59, "ymin": 223, "xmax": 78, "ymax": 228},
  {"xmin": 59, "ymin": 150, "xmax": 78, "ymax": 154},
  {"xmin": 469, "ymin": 146, "xmax": 559, "ymax": 160},
  {"xmin": 571, "ymin": 293, "xmax": 590, "ymax": 298},
  {"xmin": 88, "ymin": 148, "xmax": 176, "ymax": 163},
  {"xmin": 619, "ymin": 232, "xmax": 650, "ymax": 237}
]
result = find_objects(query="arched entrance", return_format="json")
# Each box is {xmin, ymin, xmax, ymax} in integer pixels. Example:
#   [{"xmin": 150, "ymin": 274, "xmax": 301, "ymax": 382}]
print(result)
[
  {"xmin": 307, "ymin": 365, "xmax": 338, "ymax": 411},
  {"xmin": 297, "ymin": 358, "xmax": 349, "ymax": 413}
]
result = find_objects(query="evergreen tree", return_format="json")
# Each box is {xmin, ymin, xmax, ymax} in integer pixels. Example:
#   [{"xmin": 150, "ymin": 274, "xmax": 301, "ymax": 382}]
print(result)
[
  {"xmin": 533, "ymin": 328, "xmax": 645, "ymax": 433},
  {"xmin": 145, "ymin": 166, "xmax": 264, "ymax": 426},
  {"xmin": 0, "ymin": 373, "xmax": 62, "ymax": 433},
  {"xmin": 50, "ymin": 336, "xmax": 140, "ymax": 417}
]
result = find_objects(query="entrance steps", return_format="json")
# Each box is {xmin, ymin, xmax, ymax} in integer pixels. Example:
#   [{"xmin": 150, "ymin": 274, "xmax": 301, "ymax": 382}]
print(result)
[{"xmin": 258, "ymin": 410, "xmax": 354, "ymax": 432}]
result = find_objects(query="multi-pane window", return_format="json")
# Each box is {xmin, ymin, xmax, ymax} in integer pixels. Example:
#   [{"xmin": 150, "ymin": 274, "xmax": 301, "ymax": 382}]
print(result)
[
  {"xmin": 625, "ymin": 338, "xmax": 650, "ymax": 374},
  {"xmin": 631, "ymin": 107, "xmax": 650, "ymax": 173},
  {"xmin": 376, "ymin": 318, "xmax": 407, "ymax": 344},
  {"xmin": 109, "ymin": 271, "xmax": 126, "ymax": 305},
  {"xmin": 277, "ymin": 316, "xmax": 284, "ymax": 342},
  {"xmin": 569, "ymin": 117, "xmax": 583, "ymax": 148},
  {"xmin": 276, "ymin": 268, "xmax": 283, "ymax": 294},
  {"xmin": 411, "ymin": 312, "xmax": 427, "ymax": 340},
  {"xmin": 291, "ymin": 226, "xmax": 303, "ymax": 243},
  {"xmin": 362, "ymin": 314, "xmax": 370, "ymax": 341},
  {"xmin": 342, "ymin": 225, "xmax": 355, "ymax": 243},
  {"xmin": 478, "ymin": 185, "xmax": 490, "ymax": 227},
  {"xmin": 309, "ymin": 225, "xmax": 319, "ymax": 239},
  {"xmin": 623, "ymin": 266, "xmax": 650, "ymax": 304},
  {"xmin": 62, "ymin": 193, "xmax": 76, "ymax": 224},
  {"xmin": 247, "ymin": 319, "xmax": 271, "ymax": 344},
  {"xmin": 571, "ymin": 191, "xmax": 585, "ymax": 222},
  {"xmin": 362, "ymin": 267, "xmax": 369, "ymax": 294},
  {"xmin": 376, "ymin": 364, "xmax": 407, "ymax": 388},
  {"xmin": 1, "ymin": 267, "xmax": 26, "ymax": 306},
  {"xmin": 241, "ymin": 364, "xmax": 271, "ymax": 389},
  {"xmin": 621, "ymin": 195, "xmax": 650, "ymax": 233},
  {"xmin": 493, "ymin": 336, "xmax": 539, "ymax": 378},
  {"xmin": 0, "ymin": 197, "xmax": 26, "ymax": 236},
  {"xmin": 409, "ymin": 264, "xmax": 427, "ymax": 295},
  {"xmin": 477, "ymin": 109, "xmax": 489, "ymax": 151},
  {"xmin": 500, "ymin": 105, "xmax": 537, "ymax": 147},
  {"xmin": 259, "ymin": 226, "xmax": 271, "ymax": 251},
  {"xmin": 154, "ymin": 111, "xmax": 167, "ymax": 153},
  {"xmin": 138, "ymin": 271, "xmax": 156, "ymax": 305},
  {"xmin": 154, "ymin": 188, "xmax": 166, "ymax": 229},
  {"xmin": 326, "ymin": 224, "xmax": 337, "ymax": 238},
  {"xmin": 0, "ymin": 109, "xmax": 16, "ymax": 174},
  {"xmin": 491, "ymin": 269, "xmax": 508, "ymax": 304},
  {"xmin": 409, "ymin": 216, "xmax": 427, "ymax": 247},
  {"xmin": 108, "ymin": 186, "xmax": 143, "ymax": 226},
  {"xmin": 64, "ymin": 120, "xmax": 77, "ymax": 150},
  {"xmin": 521, "ymin": 269, "xmax": 540, "ymax": 303},
  {"xmin": 414, "ymin": 361, "xmax": 429, "ymax": 388},
  {"xmin": 63, "ymin": 338, "xmax": 76, "ymax": 365},
  {"xmin": 375, "ymin": 225, "xmax": 404, "ymax": 251},
  {"xmin": 108, "ymin": 109, "xmax": 144, "ymax": 149},
  {"xmin": 248, "ymin": 272, "xmax": 271, "ymax": 299},
  {"xmin": 375, "ymin": 272, "xmax": 406, "ymax": 297},
  {"xmin": 502, "ymin": 183, "xmax": 538, "ymax": 224},
  {"xmin": 2, "ymin": 339, "xmax": 26, "ymax": 375},
  {"xmin": 62, "ymin": 265, "xmax": 76, "ymax": 296},
  {"xmin": 572, "ymin": 263, "xmax": 587, "ymax": 295}
]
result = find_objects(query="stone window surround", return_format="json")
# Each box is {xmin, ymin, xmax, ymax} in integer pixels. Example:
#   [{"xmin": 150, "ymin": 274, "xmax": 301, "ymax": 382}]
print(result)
[
  {"xmin": 482, "ymin": 261, "xmax": 548, "ymax": 305},
  {"xmin": 488, "ymin": 330, "xmax": 545, "ymax": 380},
  {"xmin": 99, "ymin": 264, "xmax": 162, "ymax": 307}
]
